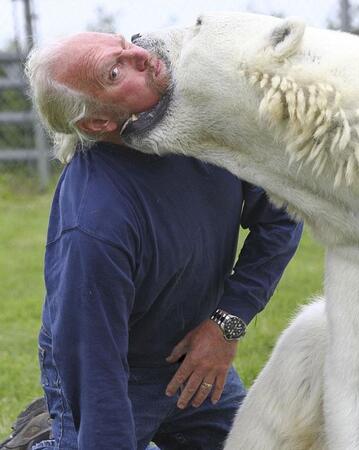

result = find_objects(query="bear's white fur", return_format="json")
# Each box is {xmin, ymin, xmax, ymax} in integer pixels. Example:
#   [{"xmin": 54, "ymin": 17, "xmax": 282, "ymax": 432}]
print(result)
[
  {"xmin": 225, "ymin": 299, "xmax": 327, "ymax": 450},
  {"xmin": 122, "ymin": 12, "xmax": 359, "ymax": 449}
]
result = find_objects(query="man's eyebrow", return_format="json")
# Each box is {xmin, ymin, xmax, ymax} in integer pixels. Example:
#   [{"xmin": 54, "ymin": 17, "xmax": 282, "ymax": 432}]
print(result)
[
  {"xmin": 114, "ymin": 33, "xmax": 127, "ymax": 48},
  {"xmin": 100, "ymin": 47, "xmax": 125, "ymax": 80},
  {"xmin": 96, "ymin": 36, "xmax": 126, "ymax": 82}
]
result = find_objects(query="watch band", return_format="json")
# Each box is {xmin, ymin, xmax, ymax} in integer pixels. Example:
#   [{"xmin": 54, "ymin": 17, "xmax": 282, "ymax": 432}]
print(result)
[{"xmin": 210, "ymin": 308, "xmax": 230, "ymax": 326}]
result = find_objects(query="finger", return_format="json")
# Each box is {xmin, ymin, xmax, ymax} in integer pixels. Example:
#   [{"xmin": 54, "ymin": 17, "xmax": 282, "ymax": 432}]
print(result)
[
  {"xmin": 166, "ymin": 337, "xmax": 189, "ymax": 363},
  {"xmin": 211, "ymin": 374, "xmax": 226, "ymax": 405},
  {"xmin": 191, "ymin": 375, "xmax": 216, "ymax": 408},
  {"xmin": 177, "ymin": 372, "xmax": 204, "ymax": 409},
  {"xmin": 166, "ymin": 361, "xmax": 193, "ymax": 397}
]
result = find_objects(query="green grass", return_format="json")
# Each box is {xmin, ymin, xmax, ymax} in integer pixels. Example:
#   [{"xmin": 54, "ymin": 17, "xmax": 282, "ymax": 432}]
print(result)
[
  {"xmin": 0, "ymin": 170, "xmax": 55, "ymax": 439},
  {"xmin": 0, "ymin": 170, "xmax": 325, "ymax": 440},
  {"xmin": 236, "ymin": 230, "xmax": 324, "ymax": 385}
]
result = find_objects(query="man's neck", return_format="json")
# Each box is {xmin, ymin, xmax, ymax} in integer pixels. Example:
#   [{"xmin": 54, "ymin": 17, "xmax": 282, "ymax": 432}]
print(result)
[{"xmin": 100, "ymin": 131, "xmax": 125, "ymax": 146}]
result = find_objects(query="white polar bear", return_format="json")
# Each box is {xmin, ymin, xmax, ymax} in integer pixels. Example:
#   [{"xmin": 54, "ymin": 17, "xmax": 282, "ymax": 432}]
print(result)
[{"xmin": 121, "ymin": 12, "xmax": 359, "ymax": 450}]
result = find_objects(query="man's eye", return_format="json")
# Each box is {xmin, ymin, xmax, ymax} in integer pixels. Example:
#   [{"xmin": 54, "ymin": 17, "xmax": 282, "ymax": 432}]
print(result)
[{"xmin": 110, "ymin": 66, "xmax": 120, "ymax": 81}]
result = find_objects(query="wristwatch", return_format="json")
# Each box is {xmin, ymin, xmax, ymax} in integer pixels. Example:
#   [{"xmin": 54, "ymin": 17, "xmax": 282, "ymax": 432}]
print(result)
[{"xmin": 210, "ymin": 308, "xmax": 246, "ymax": 341}]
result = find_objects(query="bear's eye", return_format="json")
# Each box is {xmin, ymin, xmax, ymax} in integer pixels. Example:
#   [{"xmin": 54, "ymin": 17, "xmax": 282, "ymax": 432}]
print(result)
[{"xmin": 196, "ymin": 16, "xmax": 203, "ymax": 26}]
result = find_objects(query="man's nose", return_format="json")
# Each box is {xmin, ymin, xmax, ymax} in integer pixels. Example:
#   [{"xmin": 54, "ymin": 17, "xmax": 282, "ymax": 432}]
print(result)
[{"xmin": 124, "ymin": 44, "xmax": 150, "ymax": 71}]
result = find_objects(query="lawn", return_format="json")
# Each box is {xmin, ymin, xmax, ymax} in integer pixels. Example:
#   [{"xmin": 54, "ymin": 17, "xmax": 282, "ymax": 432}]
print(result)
[{"xmin": 0, "ymin": 169, "xmax": 324, "ymax": 440}]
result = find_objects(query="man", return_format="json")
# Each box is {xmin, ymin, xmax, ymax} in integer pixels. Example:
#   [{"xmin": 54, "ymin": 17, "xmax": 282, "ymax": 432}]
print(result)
[{"xmin": 2, "ymin": 32, "xmax": 302, "ymax": 450}]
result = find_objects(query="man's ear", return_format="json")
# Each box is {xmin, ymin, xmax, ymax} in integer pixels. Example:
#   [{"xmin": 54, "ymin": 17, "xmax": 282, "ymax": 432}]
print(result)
[
  {"xmin": 268, "ymin": 18, "xmax": 306, "ymax": 59},
  {"xmin": 76, "ymin": 117, "xmax": 118, "ymax": 135}
]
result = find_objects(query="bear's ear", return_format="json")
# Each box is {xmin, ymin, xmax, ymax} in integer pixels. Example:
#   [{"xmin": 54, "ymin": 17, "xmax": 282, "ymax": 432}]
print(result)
[{"xmin": 268, "ymin": 18, "xmax": 306, "ymax": 59}]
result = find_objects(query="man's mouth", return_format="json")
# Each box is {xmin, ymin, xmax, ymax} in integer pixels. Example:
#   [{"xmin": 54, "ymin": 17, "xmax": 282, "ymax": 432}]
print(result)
[
  {"xmin": 120, "ymin": 83, "xmax": 173, "ymax": 139},
  {"xmin": 120, "ymin": 37, "xmax": 173, "ymax": 141},
  {"xmin": 154, "ymin": 58, "xmax": 163, "ymax": 77},
  {"xmin": 148, "ymin": 57, "xmax": 163, "ymax": 79}
]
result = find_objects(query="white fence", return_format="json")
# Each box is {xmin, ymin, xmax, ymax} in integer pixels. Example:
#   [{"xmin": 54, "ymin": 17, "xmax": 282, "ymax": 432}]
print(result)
[{"xmin": 0, "ymin": 51, "xmax": 50, "ymax": 188}]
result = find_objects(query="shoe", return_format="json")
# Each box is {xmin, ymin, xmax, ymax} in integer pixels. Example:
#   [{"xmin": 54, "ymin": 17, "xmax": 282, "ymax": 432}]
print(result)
[{"xmin": 0, "ymin": 398, "xmax": 51, "ymax": 450}]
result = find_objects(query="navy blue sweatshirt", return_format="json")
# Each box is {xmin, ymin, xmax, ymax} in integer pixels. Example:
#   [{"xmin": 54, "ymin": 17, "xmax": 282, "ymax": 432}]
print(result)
[{"xmin": 42, "ymin": 143, "xmax": 302, "ymax": 449}]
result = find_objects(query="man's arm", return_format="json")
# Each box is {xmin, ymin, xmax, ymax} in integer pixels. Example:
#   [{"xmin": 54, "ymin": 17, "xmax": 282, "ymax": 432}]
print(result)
[
  {"xmin": 45, "ymin": 228, "xmax": 136, "ymax": 450},
  {"xmin": 218, "ymin": 182, "xmax": 303, "ymax": 323},
  {"xmin": 166, "ymin": 182, "xmax": 302, "ymax": 409}
]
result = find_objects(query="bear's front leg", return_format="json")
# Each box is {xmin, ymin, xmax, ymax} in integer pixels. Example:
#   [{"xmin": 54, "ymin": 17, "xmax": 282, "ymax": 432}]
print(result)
[
  {"xmin": 224, "ymin": 299, "xmax": 326, "ymax": 450},
  {"xmin": 324, "ymin": 246, "xmax": 359, "ymax": 450}
]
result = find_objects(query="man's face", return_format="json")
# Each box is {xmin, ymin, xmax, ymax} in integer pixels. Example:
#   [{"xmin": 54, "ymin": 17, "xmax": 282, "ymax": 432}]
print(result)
[{"xmin": 55, "ymin": 32, "xmax": 169, "ymax": 115}]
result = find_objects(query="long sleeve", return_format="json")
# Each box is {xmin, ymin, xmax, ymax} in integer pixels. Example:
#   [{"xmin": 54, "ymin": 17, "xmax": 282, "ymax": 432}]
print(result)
[
  {"xmin": 218, "ymin": 182, "xmax": 303, "ymax": 324},
  {"xmin": 44, "ymin": 227, "xmax": 137, "ymax": 450}
]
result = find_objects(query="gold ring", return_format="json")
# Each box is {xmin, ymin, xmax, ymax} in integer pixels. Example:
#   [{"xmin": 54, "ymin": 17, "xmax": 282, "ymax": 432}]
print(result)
[{"xmin": 201, "ymin": 382, "xmax": 213, "ymax": 389}]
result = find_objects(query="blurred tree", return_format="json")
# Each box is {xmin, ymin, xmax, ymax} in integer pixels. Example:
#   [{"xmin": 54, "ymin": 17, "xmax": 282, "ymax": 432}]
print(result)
[
  {"xmin": 340, "ymin": 0, "xmax": 352, "ymax": 30},
  {"xmin": 87, "ymin": 6, "xmax": 117, "ymax": 33},
  {"xmin": 328, "ymin": 0, "xmax": 359, "ymax": 34}
]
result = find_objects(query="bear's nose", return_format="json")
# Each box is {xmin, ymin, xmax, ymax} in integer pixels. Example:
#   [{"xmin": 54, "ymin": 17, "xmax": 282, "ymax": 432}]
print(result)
[{"xmin": 131, "ymin": 33, "xmax": 142, "ymax": 43}]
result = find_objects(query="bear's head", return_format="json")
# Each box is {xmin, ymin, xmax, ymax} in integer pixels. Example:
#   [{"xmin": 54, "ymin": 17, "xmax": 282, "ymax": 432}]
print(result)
[{"xmin": 122, "ymin": 12, "xmax": 359, "ymax": 190}]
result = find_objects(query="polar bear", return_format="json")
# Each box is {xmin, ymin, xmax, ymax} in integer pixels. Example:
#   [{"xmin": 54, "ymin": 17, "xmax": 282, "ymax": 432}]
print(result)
[{"xmin": 120, "ymin": 12, "xmax": 359, "ymax": 450}]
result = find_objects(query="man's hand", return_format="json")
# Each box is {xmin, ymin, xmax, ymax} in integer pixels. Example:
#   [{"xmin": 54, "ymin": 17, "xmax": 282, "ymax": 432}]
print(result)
[{"xmin": 165, "ymin": 319, "xmax": 238, "ymax": 409}]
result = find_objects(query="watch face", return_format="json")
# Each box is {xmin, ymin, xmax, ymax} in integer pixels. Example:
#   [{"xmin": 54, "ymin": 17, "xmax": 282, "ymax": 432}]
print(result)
[{"xmin": 223, "ymin": 317, "xmax": 245, "ymax": 340}]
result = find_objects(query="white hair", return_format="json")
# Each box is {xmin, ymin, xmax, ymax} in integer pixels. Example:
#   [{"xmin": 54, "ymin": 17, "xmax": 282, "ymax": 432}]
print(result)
[{"xmin": 25, "ymin": 38, "xmax": 127, "ymax": 163}]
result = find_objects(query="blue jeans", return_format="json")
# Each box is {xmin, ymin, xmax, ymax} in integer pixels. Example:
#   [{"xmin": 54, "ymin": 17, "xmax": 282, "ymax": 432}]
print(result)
[{"xmin": 34, "ymin": 327, "xmax": 246, "ymax": 450}]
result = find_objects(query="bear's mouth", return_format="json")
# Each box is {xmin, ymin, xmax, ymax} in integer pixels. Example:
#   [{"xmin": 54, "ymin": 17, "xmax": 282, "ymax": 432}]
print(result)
[
  {"xmin": 120, "ymin": 86, "xmax": 173, "ymax": 138},
  {"xmin": 120, "ymin": 37, "xmax": 174, "ymax": 141}
]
